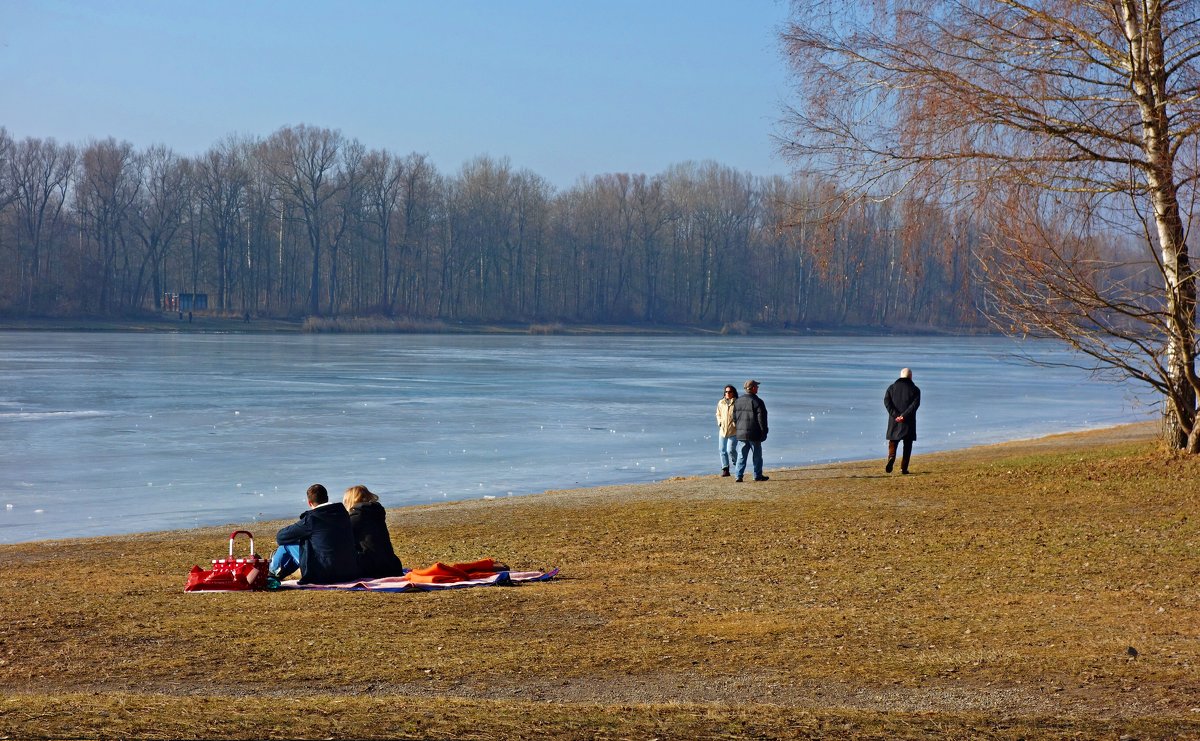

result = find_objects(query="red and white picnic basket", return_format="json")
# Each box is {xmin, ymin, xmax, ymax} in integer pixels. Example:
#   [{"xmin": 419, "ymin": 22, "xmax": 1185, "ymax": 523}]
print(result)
[{"xmin": 184, "ymin": 530, "xmax": 270, "ymax": 592}]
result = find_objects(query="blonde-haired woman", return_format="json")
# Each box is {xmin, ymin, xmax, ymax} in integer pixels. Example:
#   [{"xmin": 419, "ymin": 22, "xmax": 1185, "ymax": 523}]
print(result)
[{"xmin": 343, "ymin": 485, "xmax": 405, "ymax": 578}]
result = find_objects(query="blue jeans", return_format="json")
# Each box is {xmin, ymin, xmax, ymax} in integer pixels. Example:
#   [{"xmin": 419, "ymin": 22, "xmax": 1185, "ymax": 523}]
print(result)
[
  {"xmin": 719, "ymin": 435, "xmax": 738, "ymax": 470},
  {"xmin": 736, "ymin": 440, "xmax": 763, "ymax": 479},
  {"xmin": 269, "ymin": 544, "xmax": 301, "ymax": 577}
]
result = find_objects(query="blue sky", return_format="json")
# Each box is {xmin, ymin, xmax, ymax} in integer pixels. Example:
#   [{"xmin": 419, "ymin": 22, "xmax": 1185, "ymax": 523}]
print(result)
[{"xmin": 2, "ymin": 1, "xmax": 793, "ymax": 188}]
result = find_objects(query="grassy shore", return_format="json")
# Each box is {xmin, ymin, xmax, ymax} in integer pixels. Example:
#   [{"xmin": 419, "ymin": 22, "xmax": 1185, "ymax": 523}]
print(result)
[{"xmin": 3, "ymin": 422, "xmax": 1198, "ymax": 740}]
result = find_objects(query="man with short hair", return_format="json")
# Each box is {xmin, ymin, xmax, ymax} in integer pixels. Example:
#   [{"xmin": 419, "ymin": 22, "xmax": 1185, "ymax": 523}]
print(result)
[
  {"xmin": 268, "ymin": 483, "xmax": 360, "ymax": 584},
  {"xmin": 884, "ymin": 368, "xmax": 921, "ymax": 475},
  {"xmin": 733, "ymin": 379, "xmax": 769, "ymax": 482}
]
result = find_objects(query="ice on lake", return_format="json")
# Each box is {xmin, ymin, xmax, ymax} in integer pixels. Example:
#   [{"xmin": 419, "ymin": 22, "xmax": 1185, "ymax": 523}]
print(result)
[{"xmin": 0, "ymin": 331, "xmax": 1151, "ymax": 544}]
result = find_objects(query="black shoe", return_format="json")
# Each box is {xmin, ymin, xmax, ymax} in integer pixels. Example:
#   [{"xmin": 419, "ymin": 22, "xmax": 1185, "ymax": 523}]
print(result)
[
  {"xmin": 735, "ymin": 476, "xmax": 743, "ymax": 482},
  {"xmin": 721, "ymin": 467, "xmax": 730, "ymax": 477},
  {"xmin": 901, "ymin": 469, "xmax": 910, "ymax": 475},
  {"xmin": 754, "ymin": 475, "xmax": 769, "ymax": 481},
  {"xmin": 885, "ymin": 458, "xmax": 894, "ymax": 473}
]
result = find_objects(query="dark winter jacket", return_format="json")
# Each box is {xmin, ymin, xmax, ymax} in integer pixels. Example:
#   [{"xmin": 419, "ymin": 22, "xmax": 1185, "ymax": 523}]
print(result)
[
  {"xmin": 275, "ymin": 502, "xmax": 360, "ymax": 584},
  {"xmin": 884, "ymin": 377, "xmax": 921, "ymax": 441},
  {"xmin": 348, "ymin": 501, "xmax": 405, "ymax": 578},
  {"xmin": 733, "ymin": 393, "xmax": 768, "ymax": 442}
]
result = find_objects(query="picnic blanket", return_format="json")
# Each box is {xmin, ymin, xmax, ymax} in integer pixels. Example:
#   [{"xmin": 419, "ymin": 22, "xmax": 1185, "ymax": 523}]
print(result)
[{"xmin": 279, "ymin": 558, "xmax": 558, "ymax": 592}]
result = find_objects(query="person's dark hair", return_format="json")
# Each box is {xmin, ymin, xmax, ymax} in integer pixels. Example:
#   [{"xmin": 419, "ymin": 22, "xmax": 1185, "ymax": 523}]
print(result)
[
  {"xmin": 306, "ymin": 484, "xmax": 329, "ymax": 505},
  {"xmin": 724, "ymin": 385, "xmax": 738, "ymax": 398}
]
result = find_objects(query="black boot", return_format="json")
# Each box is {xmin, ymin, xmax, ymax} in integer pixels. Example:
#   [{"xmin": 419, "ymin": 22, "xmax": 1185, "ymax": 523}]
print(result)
[
  {"xmin": 885, "ymin": 458, "xmax": 895, "ymax": 473},
  {"xmin": 721, "ymin": 467, "xmax": 730, "ymax": 477}
]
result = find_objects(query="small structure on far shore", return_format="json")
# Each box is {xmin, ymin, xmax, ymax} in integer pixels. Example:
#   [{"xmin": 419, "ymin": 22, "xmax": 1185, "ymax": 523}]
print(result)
[{"xmin": 162, "ymin": 293, "xmax": 209, "ymax": 312}]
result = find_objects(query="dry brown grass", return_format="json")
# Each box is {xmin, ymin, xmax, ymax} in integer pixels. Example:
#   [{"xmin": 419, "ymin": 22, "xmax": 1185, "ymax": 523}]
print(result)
[
  {"xmin": 300, "ymin": 316, "xmax": 450, "ymax": 334},
  {"xmin": 3, "ymin": 422, "xmax": 1199, "ymax": 739}
]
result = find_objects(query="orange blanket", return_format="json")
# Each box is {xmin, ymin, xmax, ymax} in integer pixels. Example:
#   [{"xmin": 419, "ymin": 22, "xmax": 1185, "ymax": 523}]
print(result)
[{"xmin": 402, "ymin": 558, "xmax": 509, "ymax": 584}]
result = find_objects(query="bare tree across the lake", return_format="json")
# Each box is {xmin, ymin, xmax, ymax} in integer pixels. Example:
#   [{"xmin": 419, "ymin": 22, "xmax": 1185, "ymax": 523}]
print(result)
[
  {"xmin": 781, "ymin": 0, "xmax": 1200, "ymax": 451},
  {"xmin": 259, "ymin": 125, "xmax": 346, "ymax": 317},
  {"xmin": 9, "ymin": 136, "xmax": 75, "ymax": 311}
]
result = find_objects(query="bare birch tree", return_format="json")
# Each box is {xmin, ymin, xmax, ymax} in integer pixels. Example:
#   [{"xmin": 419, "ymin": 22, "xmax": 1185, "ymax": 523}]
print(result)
[{"xmin": 781, "ymin": 0, "xmax": 1200, "ymax": 451}]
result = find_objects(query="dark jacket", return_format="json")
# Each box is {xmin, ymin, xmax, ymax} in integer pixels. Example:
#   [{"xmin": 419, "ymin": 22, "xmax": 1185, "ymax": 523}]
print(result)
[
  {"xmin": 733, "ymin": 393, "xmax": 768, "ymax": 442},
  {"xmin": 884, "ymin": 377, "xmax": 921, "ymax": 441},
  {"xmin": 275, "ymin": 502, "xmax": 360, "ymax": 584},
  {"xmin": 348, "ymin": 501, "xmax": 405, "ymax": 578}
]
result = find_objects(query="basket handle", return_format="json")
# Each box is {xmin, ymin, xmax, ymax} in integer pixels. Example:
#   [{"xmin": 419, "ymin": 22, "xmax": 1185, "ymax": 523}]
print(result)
[{"xmin": 229, "ymin": 530, "xmax": 256, "ymax": 557}]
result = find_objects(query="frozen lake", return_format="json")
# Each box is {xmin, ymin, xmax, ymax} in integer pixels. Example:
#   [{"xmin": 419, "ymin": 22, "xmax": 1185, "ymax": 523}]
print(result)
[{"xmin": 0, "ymin": 332, "xmax": 1152, "ymax": 544}]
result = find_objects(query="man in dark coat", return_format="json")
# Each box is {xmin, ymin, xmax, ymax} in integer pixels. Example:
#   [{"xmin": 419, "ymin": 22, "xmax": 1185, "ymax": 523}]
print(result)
[
  {"xmin": 732, "ymin": 379, "xmax": 769, "ymax": 482},
  {"xmin": 268, "ymin": 483, "xmax": 360, "ymax": 584},
  {"xmin": 884, "ymin": 368, "xmax": 921, "ymax": 474}
]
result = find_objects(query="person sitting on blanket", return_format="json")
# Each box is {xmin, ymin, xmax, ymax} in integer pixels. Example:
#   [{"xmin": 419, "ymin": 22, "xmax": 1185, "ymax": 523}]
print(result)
[
  {"xmin": 343, "ymin": 484, "xmax": 405, "ymax": 578},
  {"xmin": 268, "ymin": 483, "xmax": 360, "ymax": 584}
]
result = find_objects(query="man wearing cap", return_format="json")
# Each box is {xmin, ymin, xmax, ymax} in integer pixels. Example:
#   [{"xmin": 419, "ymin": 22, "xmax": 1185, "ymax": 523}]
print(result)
[
  {"xmin": 884, "ymin": 367, "xmax": 921, "ymax": 474},
  {"xmin": 732, "ymin": 379, "xmax": 769, "ymax": 482}
]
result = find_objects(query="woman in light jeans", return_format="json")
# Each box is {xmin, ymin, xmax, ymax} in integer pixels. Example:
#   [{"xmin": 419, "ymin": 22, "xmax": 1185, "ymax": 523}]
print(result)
[{"xmin": 716, "ymin": 384, "xmax": 738, "ymax": 476}]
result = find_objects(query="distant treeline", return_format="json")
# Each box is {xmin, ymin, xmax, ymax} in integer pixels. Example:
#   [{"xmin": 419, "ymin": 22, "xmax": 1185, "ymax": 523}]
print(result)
[{"xmin": 0, "ymin": 124, "xmax": 987, "ymax": 329}]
